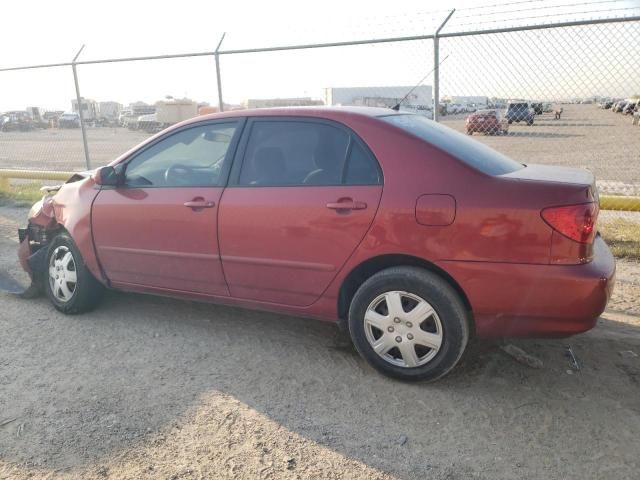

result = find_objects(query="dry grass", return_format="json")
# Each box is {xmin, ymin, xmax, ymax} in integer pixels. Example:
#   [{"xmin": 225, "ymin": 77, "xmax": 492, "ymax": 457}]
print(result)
[
  {"xmin": 0, "ymin": 183, "xmax": 44, "ymax": 207},
  {"xmin": 599, "ymin": 219, "xmax": 640, "ymax": 260}
]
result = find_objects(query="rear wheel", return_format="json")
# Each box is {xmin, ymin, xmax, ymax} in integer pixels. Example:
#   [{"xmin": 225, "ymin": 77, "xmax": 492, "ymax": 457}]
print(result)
[
  {"xmin": 348, "ymin": 267, "xmax": 469, "ymax": 382},
  {"xmin": 45, "ymin": 232, "xmax": 104, "ymax": 314}
]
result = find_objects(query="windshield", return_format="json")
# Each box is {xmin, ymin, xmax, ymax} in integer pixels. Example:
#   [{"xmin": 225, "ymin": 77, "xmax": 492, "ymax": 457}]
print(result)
[{"xmin": 379, "ymin": 114, "xmax": 524, "ymax": 175}]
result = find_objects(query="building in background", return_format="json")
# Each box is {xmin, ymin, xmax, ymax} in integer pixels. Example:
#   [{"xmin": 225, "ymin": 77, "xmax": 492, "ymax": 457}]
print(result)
[
  {"xmin": 241, "ymin": 97, "xmax": 324, "ymax": 109},
  {"xmin": 98, "ymin": 101, "xmax": 123, "ymax": 121},
  {"xmin": 324, "ymin": 86, "xmax": 433, "ymax": 113}
]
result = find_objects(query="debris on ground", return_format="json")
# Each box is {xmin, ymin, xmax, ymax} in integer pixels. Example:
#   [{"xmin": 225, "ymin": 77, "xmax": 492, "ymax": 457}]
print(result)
[
  {"xmin": 619, "ymin": 350, "xmax": 638, "ymax": 358},
  {"xmin": 565, "ymin": 345, "xmax": 580, "ymax": 371},
  {"xmin": 0, "ymin": 417, "xmax": 18, "ymax": 429},
  {"xmin": 500, "ymin": 344, "xmax": 543, "ymax": 369},
  {"xmin": 397, "ymin": 435, "xmax": 409, "ymax": 446}
]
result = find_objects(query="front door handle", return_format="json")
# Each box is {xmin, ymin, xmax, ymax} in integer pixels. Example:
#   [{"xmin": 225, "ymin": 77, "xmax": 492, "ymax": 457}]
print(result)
[
  {"xmin": 326, "ymin": 199, "xmax": 367, "ymax": 211},
  {"xmin": 184, "ymin": 198, "xmax": 215, "ymax": 210}
]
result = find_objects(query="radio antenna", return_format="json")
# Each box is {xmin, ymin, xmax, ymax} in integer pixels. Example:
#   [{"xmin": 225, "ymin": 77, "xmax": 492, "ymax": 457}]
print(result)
[{"xmin": 391, "ymin": 54, "xmax": 450, "ymax": 111}]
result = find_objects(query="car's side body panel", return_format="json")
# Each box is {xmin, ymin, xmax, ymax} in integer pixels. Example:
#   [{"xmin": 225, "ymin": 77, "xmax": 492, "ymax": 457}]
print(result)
[
  {"xmin": 91, "ymin": 187, "xmax": 229, "ymax": 295},
  {"xmin": 218, "ymin": 185, "xmax": 382, "ymax": 306}
]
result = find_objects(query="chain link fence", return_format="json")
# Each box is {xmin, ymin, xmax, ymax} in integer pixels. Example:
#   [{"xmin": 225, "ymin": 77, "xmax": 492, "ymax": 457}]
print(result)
[{"xmin": 0, "ymin": 13, "xmax": 639, "ymax": 223}]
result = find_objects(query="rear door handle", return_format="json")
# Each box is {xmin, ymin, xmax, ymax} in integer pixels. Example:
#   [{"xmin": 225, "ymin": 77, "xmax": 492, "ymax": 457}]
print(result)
[
  {"xmin": 326, "ymin": 199, "xmax": 367, "ymax": 211},
  {"xmin": 184, "ymin": 199, "xmax": 215, "ymax": 209}
]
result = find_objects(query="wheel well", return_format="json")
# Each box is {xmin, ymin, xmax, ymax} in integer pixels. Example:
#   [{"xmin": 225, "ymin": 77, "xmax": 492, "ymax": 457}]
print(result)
[{"xmin": 337, "ymin": 254, "xmax": 473, "ymax": 325}]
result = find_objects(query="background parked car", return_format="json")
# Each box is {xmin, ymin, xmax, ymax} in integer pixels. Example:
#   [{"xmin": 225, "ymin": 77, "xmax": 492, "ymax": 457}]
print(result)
[
  {"xmin": 505, "ymin": 101, "xmax": 534, "ymax": 125},
  {"xmin": 466, "ymin": 109, "xmax": 508, "ymax": 135},
  {"xmin": 58, "ymin": 112, "xmax": 81, "ymax": 128},
  {"xmin": 0, "ymin": 111, "xmax": 33, "ymax": 131},
  {"xmin": 446, "ymin": 103, "xmax": 465, "ymax": 115},
  {"xmin": 612, "ymin": 100, "xmax": 628, "ymax": 113},
  {"xmin": 622, "ymin": 100, "xmax": 639, "ymax": 115},
  {"xmin": 531, "ymin": 102, "xmax": 543, "ymax": 115}
]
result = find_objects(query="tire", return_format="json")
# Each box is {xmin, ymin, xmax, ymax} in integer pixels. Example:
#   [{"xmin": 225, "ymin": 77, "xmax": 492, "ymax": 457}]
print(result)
[
  {"xmin": 44, "ymin": 231, "xmax": 105, "ymax": 314},
  {"xmin": 348, "ymin": 267, "xmax": 469, "ymax": 382}
]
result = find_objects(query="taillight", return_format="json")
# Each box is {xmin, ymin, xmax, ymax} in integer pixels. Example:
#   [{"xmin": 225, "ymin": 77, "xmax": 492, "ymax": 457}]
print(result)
[{"xmin": 541, "ymin": 203, "xmax": 598, "ymax": 244}]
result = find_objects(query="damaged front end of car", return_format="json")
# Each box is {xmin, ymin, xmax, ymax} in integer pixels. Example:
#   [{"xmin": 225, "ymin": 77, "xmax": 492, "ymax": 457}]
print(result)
[{"xmin": 16, "ymin": 189, "xmax": 63, "ymax": 296}]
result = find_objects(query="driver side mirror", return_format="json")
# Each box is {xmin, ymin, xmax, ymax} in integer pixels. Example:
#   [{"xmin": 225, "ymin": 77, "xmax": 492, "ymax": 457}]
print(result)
[{"xmin": 94, "ymin": 165, "xmax": 123, "ymax": 186}]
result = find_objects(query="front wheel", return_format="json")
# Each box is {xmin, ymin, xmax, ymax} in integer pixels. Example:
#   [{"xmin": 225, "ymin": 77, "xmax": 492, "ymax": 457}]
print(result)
[
  {"xmin": 348, "ymin": 267, "xmax": 469, "ymax": 382},
  {"xmin": 45, "ymin": 232, "xmax": 105, "ymax": 314}
]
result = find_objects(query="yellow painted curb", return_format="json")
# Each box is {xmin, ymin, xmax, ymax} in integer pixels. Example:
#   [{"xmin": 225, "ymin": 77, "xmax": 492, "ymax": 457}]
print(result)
[{"xmin": 600, "ymin": 195, "xmax": 640, "ymax": 212}]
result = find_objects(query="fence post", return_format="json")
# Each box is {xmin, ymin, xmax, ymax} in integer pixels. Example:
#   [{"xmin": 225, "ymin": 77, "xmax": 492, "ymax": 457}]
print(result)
[
  {"xmin": 71, "ymin": 45, "xmax": 91, "ymax": 170},
  {"xmin": 215, "ymin": 33, "xmax": 226, "ymax": 112},
  {"xmin": 433, "ymin": 10, "xmax": 455, "ymax": 121}
]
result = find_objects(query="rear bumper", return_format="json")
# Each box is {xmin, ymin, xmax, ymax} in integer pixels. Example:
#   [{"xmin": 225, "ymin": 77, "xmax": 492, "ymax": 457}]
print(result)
[{"xmin": 441, "ymin": 235, "xmax": 616, "ymax": 337}]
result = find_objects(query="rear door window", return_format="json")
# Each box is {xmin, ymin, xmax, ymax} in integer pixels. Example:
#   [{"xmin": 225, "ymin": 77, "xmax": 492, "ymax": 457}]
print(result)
[{"xmin": 238, "ymin": 120, "xmax": 381, "ymax": 186}]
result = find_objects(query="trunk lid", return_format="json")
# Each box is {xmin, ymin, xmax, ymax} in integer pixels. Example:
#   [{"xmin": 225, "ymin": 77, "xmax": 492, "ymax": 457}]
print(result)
[{"xmin": 500, "ymin": 164, "xmax": 594, "ymax": 188}]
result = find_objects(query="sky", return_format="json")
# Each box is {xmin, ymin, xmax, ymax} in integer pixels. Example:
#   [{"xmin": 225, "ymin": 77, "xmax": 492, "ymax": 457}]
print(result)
[{"xmin": 1, "ymin": 0, "xmax": 639, "ymax": 111}]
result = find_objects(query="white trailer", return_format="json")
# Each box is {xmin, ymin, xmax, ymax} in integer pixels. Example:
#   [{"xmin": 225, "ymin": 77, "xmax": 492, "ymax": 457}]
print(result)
[
  {"xmin": 98, "ymin": 101, "xmax": 122, "ymax": 120},
  {"xmin": 136, "ymin": 99, "xmax": 199, "ymax": 133},
  {"xmin": 155, "ymin": 98, "xmax": 198, "ymax": 125},
  {"xmin": 71, "ymin": 98, "xmax": 99, "ymax": 121}
]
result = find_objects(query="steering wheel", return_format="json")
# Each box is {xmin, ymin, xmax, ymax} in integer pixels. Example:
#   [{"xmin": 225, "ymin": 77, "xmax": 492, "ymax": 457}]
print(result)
[{"xmin": 164, "ymin": 164, "xmax": 194, "ymax": 186}]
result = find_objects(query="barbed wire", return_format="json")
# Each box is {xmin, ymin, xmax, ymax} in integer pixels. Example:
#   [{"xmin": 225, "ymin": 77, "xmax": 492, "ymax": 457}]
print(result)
[
  {"xmin": 449, "ymin": 6, "xmax": 640, "ymax": 28},
  {"xmin": 454, "ymin": 0, "xmax": 630, "ymax": 19}
]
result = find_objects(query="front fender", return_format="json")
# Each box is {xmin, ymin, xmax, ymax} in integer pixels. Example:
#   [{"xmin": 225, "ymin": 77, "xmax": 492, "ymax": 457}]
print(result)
[{"xmin": 50, "ymin": 176, "xmax": 105, "ymax": 283}]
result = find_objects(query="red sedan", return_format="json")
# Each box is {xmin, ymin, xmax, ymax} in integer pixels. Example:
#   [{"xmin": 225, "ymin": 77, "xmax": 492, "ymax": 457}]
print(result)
[
  {"xmin": 18, "ymin": 107, "xmax": 615, "ymax": 381},
  {"xmin": 466, "ymin": 109, "xmax": 509, "ymax": 135}
]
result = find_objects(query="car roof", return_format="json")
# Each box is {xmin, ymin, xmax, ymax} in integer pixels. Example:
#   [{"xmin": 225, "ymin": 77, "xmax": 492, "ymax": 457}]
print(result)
[{"xmin": 186, "ymin": 106, "xmax": 400, "ymax": 125}]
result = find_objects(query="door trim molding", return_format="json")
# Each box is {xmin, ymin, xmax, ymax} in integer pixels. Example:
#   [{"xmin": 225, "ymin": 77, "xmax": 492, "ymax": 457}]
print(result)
[
  {"xmin": 222, "ymin": 255, "xmax": 335, "ymax": 272},
  {"xmin": 100, "ymin": 246, "xmax": 220, "ymax": 261}
]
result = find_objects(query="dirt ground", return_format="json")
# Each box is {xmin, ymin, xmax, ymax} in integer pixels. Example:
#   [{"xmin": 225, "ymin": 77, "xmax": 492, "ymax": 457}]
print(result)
[
  {"xmin": 0, "ymin": 204, "xmax": 639, "ymax": 480},
  {"xmin": 0, "ymin": 104, "xmax": 639, "ymax": 192}
]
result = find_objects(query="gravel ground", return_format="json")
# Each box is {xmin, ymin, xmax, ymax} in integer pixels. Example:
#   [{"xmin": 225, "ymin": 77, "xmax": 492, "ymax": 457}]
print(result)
[
  {"xmin": 0, "ymin": 104, "xmax": 639, "ymax": 191},
  {"xmin": 0, "ymin": 205, "xmax": 639, "ymax": 480}
]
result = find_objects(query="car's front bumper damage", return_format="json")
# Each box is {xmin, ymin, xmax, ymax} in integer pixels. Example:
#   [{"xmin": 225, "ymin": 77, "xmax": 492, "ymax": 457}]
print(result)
[{"xmin": 15, "ymin": 223, "xmax": 55, "ymax": 297}]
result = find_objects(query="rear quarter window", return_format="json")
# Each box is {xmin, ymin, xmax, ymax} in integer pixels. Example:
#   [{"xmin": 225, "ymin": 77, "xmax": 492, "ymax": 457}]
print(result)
[{"xmin": 379, "ymin": 114, "xmax": 524, "ymax": 175}]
